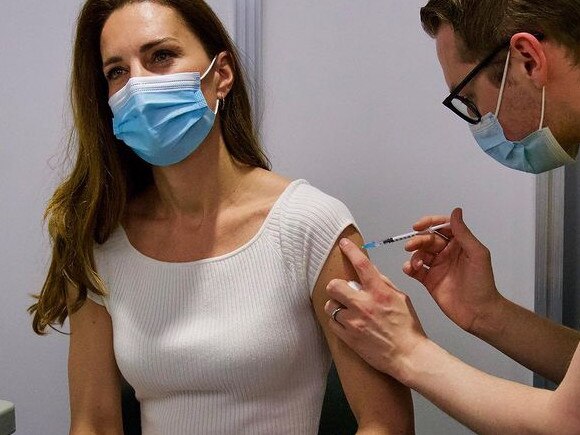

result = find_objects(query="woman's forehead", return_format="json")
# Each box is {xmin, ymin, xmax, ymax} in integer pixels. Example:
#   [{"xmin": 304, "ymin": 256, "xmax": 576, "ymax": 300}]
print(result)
[{"xmin": 100, "ymin": 2, "xmax": 195, "ymax": 57}]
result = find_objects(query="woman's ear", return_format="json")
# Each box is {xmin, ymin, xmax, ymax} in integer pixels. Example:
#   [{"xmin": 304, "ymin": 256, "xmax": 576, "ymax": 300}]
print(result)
[
  {"xmin": 214, "ymin": 51, "xmax": 234, "ymax": 100},
  {"xmin": 510, "ymin": 32, "xmax": 548, "ymax": 90}
]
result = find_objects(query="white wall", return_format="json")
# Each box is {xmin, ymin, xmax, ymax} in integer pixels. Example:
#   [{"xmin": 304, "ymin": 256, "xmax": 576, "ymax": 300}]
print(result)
[
  {"xmin": 0, "ymin": 1, "xmax": 536, "ymax": 434},
  {"xmin": 1, "ymin": 1, "xmax": 84, "ymax": 434},
  {"xmin": 206, "ymin": 0, "xmax": 236, "ymax": 35},
  {"xmin": 261, "ymin": 1, "xmax": 536, "ymax": 433}
]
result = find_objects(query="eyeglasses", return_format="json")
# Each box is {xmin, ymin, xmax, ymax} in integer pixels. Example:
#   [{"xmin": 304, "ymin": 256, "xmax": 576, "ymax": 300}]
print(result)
[{"xmin": 442, "ymin": 33, "xmax": 545, "ymax": 124}]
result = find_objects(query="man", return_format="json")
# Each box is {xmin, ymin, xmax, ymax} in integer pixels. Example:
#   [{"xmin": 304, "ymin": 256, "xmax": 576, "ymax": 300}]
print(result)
[{"xmin": 324, "ymin": 1, "xmax": 580, "ymax": 433}]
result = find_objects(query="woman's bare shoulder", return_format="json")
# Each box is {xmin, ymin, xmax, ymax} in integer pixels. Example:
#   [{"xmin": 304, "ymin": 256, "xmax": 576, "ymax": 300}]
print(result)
[
  {"xmin": 255, "ymin": 169, "xmax": 291, "ymax": 190},
  {"xmin": 246, "ymin": 169, "xmax": 292, "ymax": 202}
]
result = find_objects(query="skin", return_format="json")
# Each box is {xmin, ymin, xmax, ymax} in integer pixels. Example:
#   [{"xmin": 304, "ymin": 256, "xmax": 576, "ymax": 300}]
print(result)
[
  {"xmin": 68, "ymin": 2, "xmax": 414, "ymax": 434},
  {"xmin": 436, "ymin": 25, "xmax": 580, "ymax": 154},
  {"xmin": 324, "ymin": 24, "xmax": 580, "ymax": 434}
]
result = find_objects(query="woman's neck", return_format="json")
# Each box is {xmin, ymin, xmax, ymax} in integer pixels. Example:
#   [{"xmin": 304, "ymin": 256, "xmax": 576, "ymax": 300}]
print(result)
[{"xmin": 148, "ymin": 125, "xmax": 250, "ymax": 219}]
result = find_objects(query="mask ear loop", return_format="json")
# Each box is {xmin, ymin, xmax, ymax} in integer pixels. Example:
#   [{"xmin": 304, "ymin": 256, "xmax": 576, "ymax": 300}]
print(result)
[
  {"xmin": 200, "ymin": 56, "xmax": 218, "ymax": 80},
  {"xmin": 495, "ymin": 49, "xmax": 511, "ymax": 117},
  {"xmin": 200, "ymin": 56, "xmax": 221, "ymax": 114},
  {"xmin": 538, "ymin": 86, "xmax": 546, "ymax": 130}
]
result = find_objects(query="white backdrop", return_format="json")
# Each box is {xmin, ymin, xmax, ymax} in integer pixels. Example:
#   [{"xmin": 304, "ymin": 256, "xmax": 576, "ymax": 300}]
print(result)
[
  {"xmin": 0, "ymin": 1, "xmax": 535, "ymax": 434},
  {"xmin": 1, "ymin": 2, "xmax": 81, "ymax": 434}
]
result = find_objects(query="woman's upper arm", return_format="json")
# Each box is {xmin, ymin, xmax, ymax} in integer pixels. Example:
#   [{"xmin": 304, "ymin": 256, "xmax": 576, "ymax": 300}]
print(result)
[
  {"xmin": 67, "ymin": 285, "xmax": 123, "ymax": 434},
  {"xmin": 312, "ymin": 226, "xmax": 415, "ymax": 434}
]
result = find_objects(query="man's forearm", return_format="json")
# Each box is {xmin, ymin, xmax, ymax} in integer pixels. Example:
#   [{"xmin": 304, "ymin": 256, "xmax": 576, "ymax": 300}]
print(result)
[
  {"xmin": 402, "ymin": 339, "xmax": 558, "ymax": 434},
  {"xmin": 473, "ymin": 295, "xmax": 580, "ymax": 383}
]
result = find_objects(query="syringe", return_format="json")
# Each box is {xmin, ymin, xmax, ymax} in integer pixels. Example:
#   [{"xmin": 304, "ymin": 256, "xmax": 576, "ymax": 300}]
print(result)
[{"xmin": 362, "ymin": 222, "xmax": 451, "ymax": 250}]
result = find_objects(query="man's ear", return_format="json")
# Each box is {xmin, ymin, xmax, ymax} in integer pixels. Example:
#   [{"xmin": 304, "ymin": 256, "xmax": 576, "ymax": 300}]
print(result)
[{"xmin": 509, "ymin": 32, "xmax": 547, "ymax": 89}]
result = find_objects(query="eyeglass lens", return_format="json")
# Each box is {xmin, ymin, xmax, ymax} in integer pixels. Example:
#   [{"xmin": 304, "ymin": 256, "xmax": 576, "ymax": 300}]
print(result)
[{"xmin": 450, "ymin": 96, "xmax": 480, "ymax": 122}]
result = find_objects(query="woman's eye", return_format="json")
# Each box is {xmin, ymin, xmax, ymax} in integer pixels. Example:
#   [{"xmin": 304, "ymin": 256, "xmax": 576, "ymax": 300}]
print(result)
[
  {"xmin": 105, "ymin": 67, "xmax": 125, "ymax": 81},
  {"xmin": 152, "ymin": 50, "xmax": 175, "ymax": 64}
]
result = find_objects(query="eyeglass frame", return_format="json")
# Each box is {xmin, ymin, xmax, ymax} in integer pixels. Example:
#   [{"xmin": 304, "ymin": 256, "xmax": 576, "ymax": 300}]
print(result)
[{"xmin": 442, "ymin": 32, "xmax": 545, "ymax": 125}]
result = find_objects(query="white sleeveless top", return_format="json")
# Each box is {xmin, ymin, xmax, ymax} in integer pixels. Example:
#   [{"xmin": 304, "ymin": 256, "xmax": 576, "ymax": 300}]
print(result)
[{"xmin": 88, "ymin": 179, "xmax": 356, "ymax": 434}]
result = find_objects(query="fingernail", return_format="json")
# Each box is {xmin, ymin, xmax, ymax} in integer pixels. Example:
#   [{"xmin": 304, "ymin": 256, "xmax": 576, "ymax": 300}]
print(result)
[{"xmin": 340, "ymin": 238, "xmax": 349, "ymax": 247}]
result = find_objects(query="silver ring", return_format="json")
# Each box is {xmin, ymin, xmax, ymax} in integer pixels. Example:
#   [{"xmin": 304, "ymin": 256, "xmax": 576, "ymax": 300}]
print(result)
[{"xmin": 331, "ymin": 306, "xmax": 344, "ymax": 323}]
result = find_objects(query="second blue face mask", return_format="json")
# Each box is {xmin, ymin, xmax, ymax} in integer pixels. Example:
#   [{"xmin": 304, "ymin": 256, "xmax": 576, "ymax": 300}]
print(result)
[
  {"xmin": 470, "ymin": 112, "xmax": 574, "ymax": 174},
  {"xmin": 108, "ymin": 57, "xmax": 219, "ymax": 167},
  {"xmin": 469, "ymin": 51, "xmax": 574, "ymax": 174}
]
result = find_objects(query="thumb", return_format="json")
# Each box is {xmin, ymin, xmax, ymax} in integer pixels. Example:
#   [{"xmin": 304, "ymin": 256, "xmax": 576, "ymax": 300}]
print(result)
[{"xmin": 450, "ymin": 208, "xmax": 482, "ymax": 253}]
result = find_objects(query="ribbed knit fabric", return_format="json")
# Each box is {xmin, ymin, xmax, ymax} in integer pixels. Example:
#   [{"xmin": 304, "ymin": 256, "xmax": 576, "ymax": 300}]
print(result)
[{"xmin": 87, "ymin": 179, "xmax": 356, "ymax": 434}]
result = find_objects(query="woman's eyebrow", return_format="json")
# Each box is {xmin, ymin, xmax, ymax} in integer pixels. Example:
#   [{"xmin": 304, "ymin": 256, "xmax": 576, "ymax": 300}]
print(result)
[
  {"xmin": 139, "ymin": 37, "xmax": 180, "ymax": 54},
  {"xmin": 103, "ymin": 37, "xmax": 180, "ymax": 68}
]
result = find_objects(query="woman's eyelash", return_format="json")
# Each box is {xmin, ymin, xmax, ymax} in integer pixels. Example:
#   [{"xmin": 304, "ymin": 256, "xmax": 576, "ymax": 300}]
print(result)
[
  {"xmin": 106, "ymin": 67, "xmax": 125, "ymax": 80},
  {"xmin": 104, "ymin": 48, "xmax": 180, "ymax": 80},
  {"xmin": 153, "ymin": 50, "xmax": 176, "ymax": 62}
]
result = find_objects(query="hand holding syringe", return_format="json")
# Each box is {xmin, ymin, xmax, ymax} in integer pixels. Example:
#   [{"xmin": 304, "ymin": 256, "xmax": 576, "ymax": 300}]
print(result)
[{"xmin": 362, "ymin": 223, "xmax": 451, "ymax": 250}]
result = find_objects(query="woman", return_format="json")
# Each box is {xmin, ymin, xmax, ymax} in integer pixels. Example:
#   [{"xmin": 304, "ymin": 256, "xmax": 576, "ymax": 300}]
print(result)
[{"xmin": 29, "ymin": 1, "xmax": 414, "ymax": 433}]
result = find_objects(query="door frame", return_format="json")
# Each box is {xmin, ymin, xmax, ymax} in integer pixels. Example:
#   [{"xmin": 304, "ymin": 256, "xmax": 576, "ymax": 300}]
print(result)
[
  {"xmin": 534, "ymin": 168, "xmax": 566, "ymax": 388},
  {"xmin": 234, "ymin": 0, "xmax": 263, "ymax": 123}
]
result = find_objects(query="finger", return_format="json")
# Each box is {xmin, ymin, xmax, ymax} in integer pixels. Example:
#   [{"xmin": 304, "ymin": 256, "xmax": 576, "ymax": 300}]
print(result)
[
  {"xmin": 339, "ymin": 238, "xmax": 383, "ymax": 289},
  {"xmin": 324, "ymin": 298, "xmax": 343, "ymax": 316},
  {"xmin": 327, "ymin": 313, "xmax": 358, "ymax": 345},
  {"xmin": 330, "ymin": 306, "xmax": 346, "ymax": 325},
  {"xmin": 404, "ymin": 233, "xmax": 449, "ymax": 254},
  {"xmin": 327, "ymin": 304, "xmax": 357, "ymax": 329},
  {"xmin": 403, "ymin": 251, "xmax": 434, "ymax": 282},
  {"xmin": 410, "ymin": 250, "xmax": 436, "ymax": 268},
  {"xmin": 403, "ymin": 259, "xmax": 429, "ymax": 282},
  {"xmin": 412, "ymin": 215, "xmax": 450, "ymax": 232},
  {"xmin": 326, "ymin": 279, "xmax": 360, "ymax": 309},
  {"xmin": 450, "ymin": 208, "xmax": 484, "ymax": 254}
]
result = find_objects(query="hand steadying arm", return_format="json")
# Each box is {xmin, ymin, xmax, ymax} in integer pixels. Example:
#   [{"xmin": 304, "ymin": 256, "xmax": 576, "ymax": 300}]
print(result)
[{"xmin": 324, "ymin": 238, "xmax": 580, "ymax": 434}]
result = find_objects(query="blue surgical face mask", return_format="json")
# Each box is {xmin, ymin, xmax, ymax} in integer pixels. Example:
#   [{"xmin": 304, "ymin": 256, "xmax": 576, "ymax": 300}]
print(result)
[
  {"xmin": 469, "ymin": 51, "xmax": 574, "ymax": 174},
  {"xmin": 108, "ymin": 57, "xmax": 219, "ymax": 167}
]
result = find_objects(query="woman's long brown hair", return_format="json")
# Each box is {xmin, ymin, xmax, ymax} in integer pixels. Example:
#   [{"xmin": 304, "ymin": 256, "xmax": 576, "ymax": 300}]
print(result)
[{"xmin": 29, "ymin": 0, "xmax": 270, "ymax": 334}]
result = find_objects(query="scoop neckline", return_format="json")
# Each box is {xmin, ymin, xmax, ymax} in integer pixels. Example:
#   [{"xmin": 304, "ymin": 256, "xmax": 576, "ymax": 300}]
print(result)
[{"xmin": 117, "ymin": 179, "xmax": 306, "ymax": 267}]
